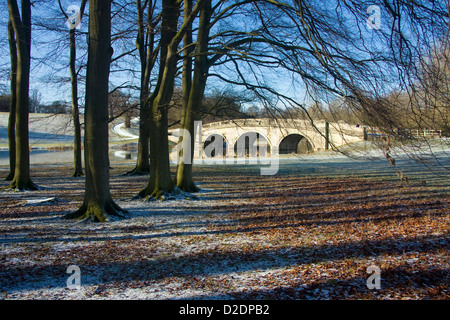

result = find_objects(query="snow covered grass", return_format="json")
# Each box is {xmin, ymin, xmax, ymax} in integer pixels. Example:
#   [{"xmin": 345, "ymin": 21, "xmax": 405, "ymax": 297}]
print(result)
[{"xmin": 0, "ymin": 157, "xmax": 448, "ymax": 300}]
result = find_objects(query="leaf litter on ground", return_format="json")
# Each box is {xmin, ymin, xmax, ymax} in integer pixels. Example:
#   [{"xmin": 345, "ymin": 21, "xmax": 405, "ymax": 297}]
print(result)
[{"xmin": 0, "ymin": 161, "xmax": 448, "ymax": 300}]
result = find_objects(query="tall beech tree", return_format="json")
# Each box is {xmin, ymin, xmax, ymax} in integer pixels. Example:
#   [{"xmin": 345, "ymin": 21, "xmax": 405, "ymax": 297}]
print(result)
[
  {"xmin": 175, "ymin": 0, "xmax": 212, "ymax": 192},
  {"xmin": 7, "ymin": 0, "xmax": 37, "ymax": 190},
  {"xmin": 137, "ymin": 0, "xmax": 204, "ymax": 199},
  {"xmin": 127, "ymin": 0, "xmax": 159, "ymax": 176},
  {"xmin": 64, "ymin": 0, "xmax": 127, "ymax": 222},
  {"xmin": 6, "ymin": 18, "xmax": 17, "ymax": 181},
  {"xmin": 58, "ymin": 0, "xmax": 87, "ymax": 177}
]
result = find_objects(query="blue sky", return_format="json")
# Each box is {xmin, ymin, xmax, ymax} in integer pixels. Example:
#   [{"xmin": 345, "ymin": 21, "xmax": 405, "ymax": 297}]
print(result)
[{"xmin": 1, "ymin": 0, "xmax": 446, "ymax": 110}]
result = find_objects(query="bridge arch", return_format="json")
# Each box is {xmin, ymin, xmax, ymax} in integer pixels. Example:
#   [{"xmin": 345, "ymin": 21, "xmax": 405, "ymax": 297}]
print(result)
[
  {"xmin": 233, "ymin": 131, "xmax": 271, "ymax": 157},
  {"xmin": 203, "ymin": 133, "xmax": 227, "ymax": 157},
  {"xmin": 279, "ymin": 134, "xmax": 313, "ymax": 154}
]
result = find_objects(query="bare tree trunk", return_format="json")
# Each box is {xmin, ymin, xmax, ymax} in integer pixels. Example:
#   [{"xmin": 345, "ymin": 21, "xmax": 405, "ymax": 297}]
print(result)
[
  {"xmin": 6, "ymin": 18, "xmax": 17, "ymax": 181},
  {"xmin": 175, "ymin": 0, "xmax": 195, "ymax": 191},
  {"xmin": 65, "ymin": 0, "xmax": 87, "ymax": 178},
  {"xmin": 64, "ymin": 0, "xmax": 126, "ymax": 222},
  {"xmin": 133, "ymin": 97, "xmax": 151, "ymax": 175},
  {"xmin": 176, "ymin": 0, "xmax": 211, "ymax": 192},
  {"xmin": 138, "ymin": 0, "xmax": 179, "ymax": 198},
  {"xmin": 127, "ymin": 0, "xmax": 156, "ymax": 176},
  {"xmin": 131, "ymin": 0, "xmax": 150, "ymax": 176},
  {"xmin": 137, "ymin": 0, "xmax": 204, "ymax": 199},
  {"xmin": 7, "ymin": 0, "xmax": 37, "ymax": 190},
  {"xmin": 58, "ymin": 0, "xmax": 85, "ymax": 177},
  {"xmin": 69, "ymin": 28, "xmax": 83, "ymax": 177}
]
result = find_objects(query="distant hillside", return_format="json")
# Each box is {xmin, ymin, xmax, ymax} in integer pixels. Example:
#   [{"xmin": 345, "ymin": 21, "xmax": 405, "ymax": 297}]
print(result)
[{"xmin": 0, "ymin": 113, "xmax": 76, "ymax": 146}]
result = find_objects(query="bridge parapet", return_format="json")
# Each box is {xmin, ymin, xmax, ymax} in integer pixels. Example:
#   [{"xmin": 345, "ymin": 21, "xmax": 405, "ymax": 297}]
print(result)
[
  {"xmin": 202, "ymin": 118, "xmax": 322, "ymax": 129},
  {"xmin": 202, "ymin": 118, "xmax": 274, "ymax": 130}
]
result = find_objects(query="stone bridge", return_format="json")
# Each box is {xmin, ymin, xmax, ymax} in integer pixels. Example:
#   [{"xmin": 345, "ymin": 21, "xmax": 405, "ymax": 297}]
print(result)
[{"xmin": 169, "ymin": 118, "xmax": 366, "ymax": 159}]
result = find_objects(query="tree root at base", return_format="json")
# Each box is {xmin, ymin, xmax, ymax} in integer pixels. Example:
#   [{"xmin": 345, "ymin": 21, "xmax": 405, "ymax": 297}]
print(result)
[
  {"xmin": 72, "ymin": 170, "xmax": 84, "ymax": 178},
  {"xmin": 63, "ymin": 201, "xmax": 129, "ymax": 222},
  {"xmin": 177, "ymin": 182, "xmax": 201, "ymax": 193},
  {"xmin": 4, "ymin": 172, "xmax": 14, "ymax": 181},
  {"xmin": 8, "ymin": 179, "xmax": 39, "ymax": 191},
  {"xmin": 134, "ymin": 186, "xmax": 198, "ymax": 201},
  {"xmin": 123, "ymin": 167, "xmax": 150, "ymax": 176}
]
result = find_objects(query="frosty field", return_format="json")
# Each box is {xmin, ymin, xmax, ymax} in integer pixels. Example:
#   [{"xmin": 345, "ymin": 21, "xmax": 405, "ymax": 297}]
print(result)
[{"xmin": 0, "ymin": 151, "xmax": 448, "ymax": 300}]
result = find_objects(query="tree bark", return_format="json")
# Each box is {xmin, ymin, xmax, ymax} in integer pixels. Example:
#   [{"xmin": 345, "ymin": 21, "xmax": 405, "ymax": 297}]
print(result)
[
  {"xmin": 126, "ymin": 0, "xmax": 156, "ymax": 176},
  {"xmin": 6, "ymin": 18, "xmax": 17, "ymax": 181},
  {"xmin": 137, "ymin": 0, "xmax": 204, "ymax": 199},
  {"xmin": 64, "ymin": 0, "xmax": 126, "ymax": 222},
  {"xmin": 176, "ymin": 0, "xmax": 211, "ymax": 192},
  {"xmin": 7, "ymin": 0, "xmax": 37, "ymax": 190},
  {"xmin": 138, "ymin": 0, "xmax": 179, "ymax": 198},
  {"xmin": 69, "ymin": 28, "xmax": 83, "ymax": 177},
  {"xmin": 175, "ymin": 0, "xmax": 196, "ymax": 192},
  {"xmin": 66, "ymin": 0, "xmax": 87, "ymax": 178}
]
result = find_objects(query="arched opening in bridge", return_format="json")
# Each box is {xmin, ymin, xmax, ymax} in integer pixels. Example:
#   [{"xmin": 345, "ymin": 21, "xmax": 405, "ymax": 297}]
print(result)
[
  {"xmin": 203, "ymin": 134, "xmax": 227, "ymax": 157},
  {"xmin": 234, "ymin": 132, "xmax": 270, "ymax": 157},
  {"xmin": 279, "ymin": 134, "xmax": 313, "ymax": 154}
]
